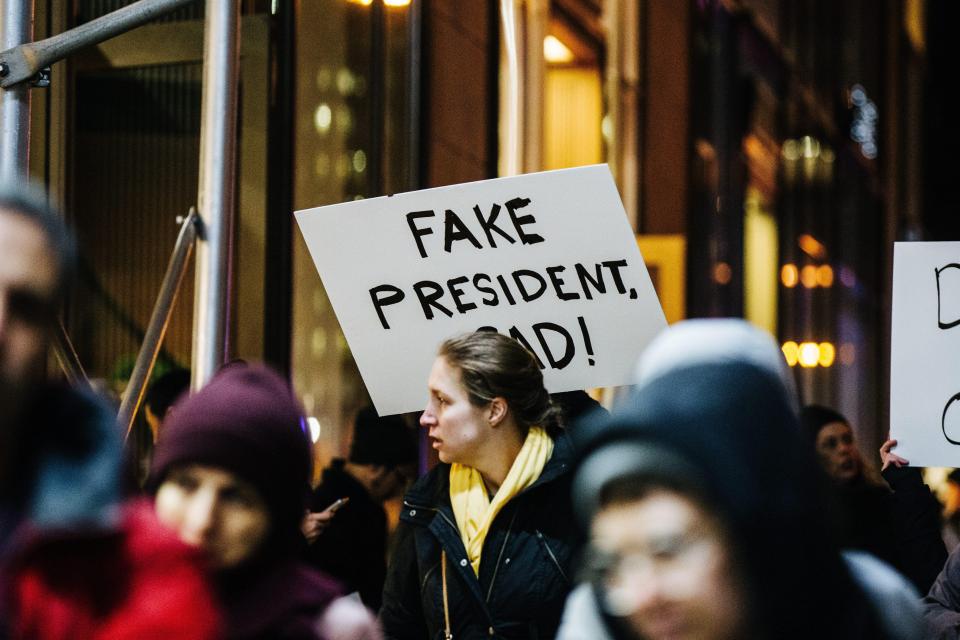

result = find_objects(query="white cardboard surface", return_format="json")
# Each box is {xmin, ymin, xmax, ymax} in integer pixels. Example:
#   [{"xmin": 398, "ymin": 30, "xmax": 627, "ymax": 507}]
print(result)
[
  {"xmin": 890, "ymin": 242, "xmax": 960, "ymax": 467},
  {"xmin": 295, "ymin": 165, "xmax": 667, "ymax": 415}
]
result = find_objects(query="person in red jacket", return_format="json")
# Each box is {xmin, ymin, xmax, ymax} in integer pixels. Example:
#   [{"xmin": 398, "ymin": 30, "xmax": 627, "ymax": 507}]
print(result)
[
  {"xmin": 8, "ymin": 502, "xmax": 221, "ymax": 639},
  {"xmin": 0, "ymin": 184, "xmax": 221, "ymax": 638}
]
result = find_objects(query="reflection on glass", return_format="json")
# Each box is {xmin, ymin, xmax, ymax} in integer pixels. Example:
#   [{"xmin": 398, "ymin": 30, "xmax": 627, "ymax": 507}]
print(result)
[
  {"xmin": 292, "ymin": 0, "xmax": 410, "ymax": 475},
  {"xmin": 292, "ymin": 1, "xmax": 375, "ymax": 472}
]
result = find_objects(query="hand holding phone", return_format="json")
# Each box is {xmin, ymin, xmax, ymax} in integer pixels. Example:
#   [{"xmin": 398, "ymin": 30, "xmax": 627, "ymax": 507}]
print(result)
[
  {"xmin": 325, "ymin": 496, "xmax": 350, "ymax": 513},
  {"xmin": 301, "ymin": 497, "xmax": 350, "ymax": 544}
]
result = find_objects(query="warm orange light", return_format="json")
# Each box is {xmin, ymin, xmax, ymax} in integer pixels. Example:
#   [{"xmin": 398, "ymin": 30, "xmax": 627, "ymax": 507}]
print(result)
[
  {"xmin": 798, "ymin": 342, "xmax": 820, "ymax": 368},
  {"xmin": 781, "ymin": 264, "xmax": 799, "ymax": 288},
  {"xmin": 383, "ymin": 0, "xmax": 411, "ymax": 5},
  {"xmin": 816, "ymin": 265, "xmax": 834, "ymax": 287},
  {"xmin": 818, "ymin": 342, "xmax": 835, "ymax": 367},
  {"xmin": 798, "ymin": 234, "xmax": 827, "ymax": 260},
  {"xmin": 782, "ymin": 341, "xmax": 799, "ymax": 367},
  {"xmin": 713, "ymin": 262, "xmax": 733, "ymax": 285},
  {"xmin": 346, "ymin": 0, "xmax": 373, "ymax": 4},
  {"xmin": 543, "ymin": 35, "xmax": 574, "ymax": 63},
  {"xmin": 800, "ymin": 265, "xmax": 818, "ymax": 289}
]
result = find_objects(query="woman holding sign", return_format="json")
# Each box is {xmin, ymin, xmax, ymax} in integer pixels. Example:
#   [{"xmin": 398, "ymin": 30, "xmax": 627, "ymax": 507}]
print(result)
[{"xmin": 381, "ymin": 331, "xmax": 580, "ymax": 640}]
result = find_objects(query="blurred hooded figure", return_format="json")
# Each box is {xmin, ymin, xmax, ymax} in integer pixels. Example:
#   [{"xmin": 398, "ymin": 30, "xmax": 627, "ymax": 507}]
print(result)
[
  {"xmin": 558, "ymin": 319, "xmax": 923, "ymax": 640},
  {"xmin": 1, "ymin": 185, "xmax": 220, "ymax": 639},
  {"xmin": 149, "ymin": 364, "xmax": 380, "ymax": 640}
]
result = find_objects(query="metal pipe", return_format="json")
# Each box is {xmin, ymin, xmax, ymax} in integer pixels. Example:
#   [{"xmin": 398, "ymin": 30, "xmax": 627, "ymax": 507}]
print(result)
[
  {"xmin": 604, "ymin": 0, "xmax": 641, "ymax": 229},
  {"xmin": 119, "ymin": 208, "xmax": 198, "ymax": 440},
  {"xmin": 523, "ymin": 0, "xmax": 545, "ymax": 172},
  {"xmin": 0, "ymin": 0, "xmax": 196, "ymax": 88},
  {"xmin": 499, "ymin": 0, "xmax": 520, "ymax": 176},
  {"xmin": 52, "ymin": 319, "xmax": 89, "ymax": 388},
  {"xmin": 0, "ymin": 0, "xmax": 32, "ymax": 182},
  {"xmin": 604, "ymin": 0, "xmax": 622, "ymax": 187},
  {"xmin": 191, "ymin": 0, "xmax": 239, "ymax": 391}
]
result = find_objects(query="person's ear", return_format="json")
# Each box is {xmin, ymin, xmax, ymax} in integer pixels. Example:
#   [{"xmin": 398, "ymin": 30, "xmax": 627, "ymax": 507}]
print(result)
[{"xmin": 488, "ymin": 398, "xmax": 507, "ymax": 427}]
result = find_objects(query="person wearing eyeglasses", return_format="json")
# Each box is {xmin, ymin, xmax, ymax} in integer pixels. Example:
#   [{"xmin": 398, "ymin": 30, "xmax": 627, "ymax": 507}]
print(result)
[{"xmin": 559, "ymin": 320, "xmax": 924, "ymax": 640}]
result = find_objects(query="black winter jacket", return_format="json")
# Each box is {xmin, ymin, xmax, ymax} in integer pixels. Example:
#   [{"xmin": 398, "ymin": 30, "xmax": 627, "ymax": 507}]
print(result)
[
  {"xmin": 305, "ymin": 460, "xmax": 388, "ymax": 610},
  {"xmin": 380, "ymin": 433, "xmax": 581, "ymax": 640},
  {"xmin": 824, "ymin": 465, "xmax": 946, "ymax": 595},
  {"xmin": 879, "ymin": 465, "xmax": 947, "ymax": 594}
]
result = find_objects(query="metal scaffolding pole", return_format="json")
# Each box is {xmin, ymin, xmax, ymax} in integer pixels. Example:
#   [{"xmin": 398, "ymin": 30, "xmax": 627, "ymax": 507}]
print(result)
[
  {"xmin": 119, "ymin": 209, "xmax": 198, "ymax": 440},
  {"xmin": 2, "ymin": 0, "xmax": 198, "ymax": 174},
  {"xmin": 499, "ymin": 0, "xmax": 520, "ymax": 177},
  {"xmin": 191, "ymin": 0, "xmax": 239, "ymax": 390},
  {"xmin": 53, "ymin": 319, "xmax": 89, "ymax": 388},
  {"xmin": 0, "ymin": 0, "xmax": 32, "ymax": 181},
  {"xmin": 0, "ymin": 0, "xmax": 196, "ymax": 89}
]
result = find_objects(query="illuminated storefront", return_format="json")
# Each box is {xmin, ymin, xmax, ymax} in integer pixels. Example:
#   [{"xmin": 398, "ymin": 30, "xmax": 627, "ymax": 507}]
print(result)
[{"xmin": 21, "ymin": 0, "xmax": 934, "ymax": 468}]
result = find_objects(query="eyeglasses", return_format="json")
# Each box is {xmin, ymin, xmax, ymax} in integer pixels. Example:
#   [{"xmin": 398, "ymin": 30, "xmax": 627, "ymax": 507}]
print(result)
[{"xmin": 587, "ymin": 531, "xmax": 719, "ymax": 616}]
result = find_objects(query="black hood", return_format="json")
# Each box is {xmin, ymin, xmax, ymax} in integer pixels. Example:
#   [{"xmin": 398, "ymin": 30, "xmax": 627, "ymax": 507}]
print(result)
[
  {"xmin": 571, "ymin": 360, "xmax": 885, "ymax": 639},
  {"xmin": 574, "ymin": 361, "xmax": 819, "ymax": 534}
]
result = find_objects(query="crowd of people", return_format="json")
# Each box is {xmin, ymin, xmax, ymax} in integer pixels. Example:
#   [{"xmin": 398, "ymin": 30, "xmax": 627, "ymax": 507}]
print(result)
[{"xmin": 6, "ymin": 178, "xmax": 960, "ymax": 639}]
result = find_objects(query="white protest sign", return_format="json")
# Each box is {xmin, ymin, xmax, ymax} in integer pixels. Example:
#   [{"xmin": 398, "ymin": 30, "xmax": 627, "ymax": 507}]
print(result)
[
  {"xmin": 890, "ymin": 242, "xmax": 960, "ymax": 467},
  {"xmin": 295, "ymin": 165, "xmax": 667, "ymax": 415}
]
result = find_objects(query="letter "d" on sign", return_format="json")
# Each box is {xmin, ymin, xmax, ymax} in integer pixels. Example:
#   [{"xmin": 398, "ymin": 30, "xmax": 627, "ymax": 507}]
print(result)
[{"xmin": 935, "ymin": 264, "xmax": 960, "ymax": 329}]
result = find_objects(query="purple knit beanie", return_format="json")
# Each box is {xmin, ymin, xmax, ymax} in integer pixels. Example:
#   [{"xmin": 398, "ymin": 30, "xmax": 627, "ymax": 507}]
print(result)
[{"xmin": 148, "ymin": 364, "xmax": 312, "ymax": 538}]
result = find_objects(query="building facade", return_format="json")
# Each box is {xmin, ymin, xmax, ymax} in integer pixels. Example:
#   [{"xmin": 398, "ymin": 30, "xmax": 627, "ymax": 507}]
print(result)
[{"xmin": 13, "ymin": 0, "xmax": 941, "ymax": 465}]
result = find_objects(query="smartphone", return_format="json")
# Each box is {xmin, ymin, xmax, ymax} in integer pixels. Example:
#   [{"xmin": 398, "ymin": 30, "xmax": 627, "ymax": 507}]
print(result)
[{"xmin": 325, "ymin": 497, "xmax": 350, "ymax": 513}]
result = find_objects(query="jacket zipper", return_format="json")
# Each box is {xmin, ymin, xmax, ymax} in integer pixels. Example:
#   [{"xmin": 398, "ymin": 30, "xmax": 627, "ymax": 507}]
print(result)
[
  {"xmin": 486, "ymin": 508, "xmax": 519, "ymax": 603},
  {"xmin": 535, "ymin": 529, "xmax": 569, "ymax": 585},
  {"xmin": 405, "ymin": 499, "xmax": 498, "ymax": 631}
]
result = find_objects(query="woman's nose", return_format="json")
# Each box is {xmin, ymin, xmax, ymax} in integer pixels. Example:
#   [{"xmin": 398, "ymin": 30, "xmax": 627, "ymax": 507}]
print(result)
[
  {"xmin": 420, "ymin": 407, "xmax": 436, "ymax": 428},
  {"xmin": 182, "ymin": 490, "xmax": 218, "ymax": 545}
]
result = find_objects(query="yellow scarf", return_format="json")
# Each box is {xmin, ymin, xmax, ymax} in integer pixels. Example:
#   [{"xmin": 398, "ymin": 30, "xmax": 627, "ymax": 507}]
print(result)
[{"xmin": 449, "ymin": 426, "xmax": 553, "ymax": 576}]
